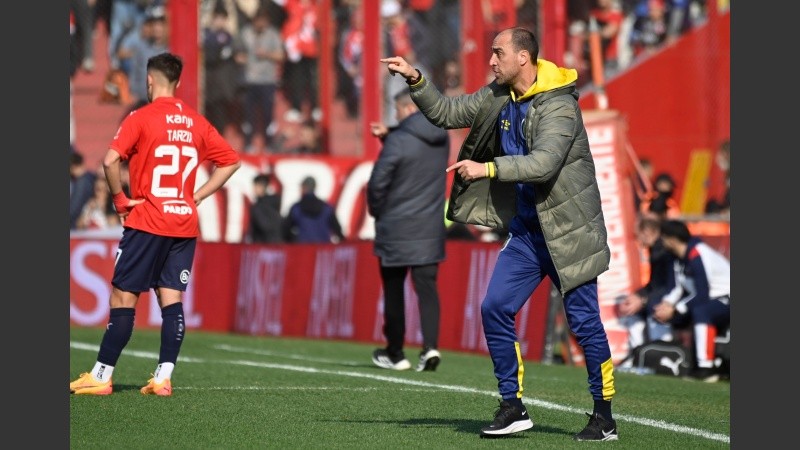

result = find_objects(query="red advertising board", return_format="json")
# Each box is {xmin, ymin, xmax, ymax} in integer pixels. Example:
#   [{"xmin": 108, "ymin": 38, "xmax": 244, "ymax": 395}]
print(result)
[{"xmin": 70, "ymin": 239, "xmax": 552, "ymax": 360}]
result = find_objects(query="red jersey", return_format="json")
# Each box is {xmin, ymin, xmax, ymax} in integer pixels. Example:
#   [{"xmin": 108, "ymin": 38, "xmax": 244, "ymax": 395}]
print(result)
[{"xmin": 109, "ymin": 97, "xmax": 240, "ymax": 238}]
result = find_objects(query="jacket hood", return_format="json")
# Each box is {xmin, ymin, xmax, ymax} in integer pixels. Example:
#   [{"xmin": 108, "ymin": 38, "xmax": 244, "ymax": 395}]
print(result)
[
  {"xmin": 513, "ymin": 58, "xmax": 578, "ymax": 102},
  {"xmin": 298, "ymin": 194, "xmax": 326, "ymax": 217},
  {"xmin": 398, "ymin": 112, "xmax": 449, "ymax": 146}
]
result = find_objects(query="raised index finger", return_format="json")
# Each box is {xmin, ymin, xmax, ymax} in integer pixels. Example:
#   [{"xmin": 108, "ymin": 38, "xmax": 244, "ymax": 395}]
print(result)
[{"xmin": 445, "ymin": 161, "xmax": 464, "ymax": 172}]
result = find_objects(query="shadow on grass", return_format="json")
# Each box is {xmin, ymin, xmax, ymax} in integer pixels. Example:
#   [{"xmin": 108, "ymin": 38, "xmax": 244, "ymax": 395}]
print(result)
[{"xmin": 328, "ymin": 417, "xmax": 572, "ymax": 437}]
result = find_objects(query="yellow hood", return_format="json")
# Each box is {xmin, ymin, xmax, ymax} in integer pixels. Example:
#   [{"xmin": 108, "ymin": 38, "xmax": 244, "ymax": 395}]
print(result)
[{"xmin": 512, "ymin": 59, "xmax": 578, "ymax": 102}]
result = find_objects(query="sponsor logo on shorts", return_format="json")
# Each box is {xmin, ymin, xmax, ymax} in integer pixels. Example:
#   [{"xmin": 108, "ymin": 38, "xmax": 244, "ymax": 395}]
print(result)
[{"xmin": 180, "ymin": 270, "xmax": 191, "ymax": 284}]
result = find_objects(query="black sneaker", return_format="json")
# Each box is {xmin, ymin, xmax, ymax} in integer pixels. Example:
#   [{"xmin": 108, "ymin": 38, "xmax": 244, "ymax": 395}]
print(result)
[
  {"xmin": 479, "ymin": 400, "xmax": 534, "ymax": 436},
  {"xmin": 415, "ymin": 348, "xmax": 441, "ymax": 372},
  {"xmin": 372, "ymin": 349, "xmax": 411, "ymax": 370},
  {"xmin": 683, "ymin": 367, "xmax": 720, "ymax": 383},
  {"xmin": 573, "ymin": 412, "xmax": 618, "ymax": 441}
]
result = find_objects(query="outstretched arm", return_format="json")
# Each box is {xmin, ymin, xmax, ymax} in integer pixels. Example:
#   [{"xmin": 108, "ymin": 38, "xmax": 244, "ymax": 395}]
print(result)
[{"xmin": 379, "ymin": 56, "xmax": 421, "ymax": 84}]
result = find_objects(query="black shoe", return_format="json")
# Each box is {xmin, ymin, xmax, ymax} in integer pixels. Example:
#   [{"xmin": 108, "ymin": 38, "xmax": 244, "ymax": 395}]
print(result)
[
  {"xmin": 479, "ymin": 400, "xmax": 534, "ymax": 436},
  {"xmin": 415, "ymin": 348, "xmax": 441, "ymax": 372},
  {"xmin": 573, "ymin": 412, "xmax": 618, "ymax": 441},
  {"xmin": 371, "ymin": 348, "xmax": 411, "ymax": 370},
  {"xmin": 683, "ymin": 367, "xmax": 720, "ymax": 383}
]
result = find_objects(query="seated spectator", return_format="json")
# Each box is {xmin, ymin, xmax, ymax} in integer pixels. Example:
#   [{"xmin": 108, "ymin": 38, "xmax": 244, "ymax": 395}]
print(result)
[
  {"xmin": 283, "ymin": 176, "xmax": 345, "ymax": 244},
  {"xmin": 76, "ymin": 176, "xmax": 121, "ymax": 230},
  {"xmin": 246, "ymin": 173, "xmax": 284, "ymax": 244},
  {"xmin": 617, "ymin": 213, "xmax": 676, "ymax": 358},
  {"xmin": 70, "ymin": 150, "xmax": 97, "ymax": 230},
  {"xmin": 653, "ymin": 219, "xmax": 730, "ymax": 382}
]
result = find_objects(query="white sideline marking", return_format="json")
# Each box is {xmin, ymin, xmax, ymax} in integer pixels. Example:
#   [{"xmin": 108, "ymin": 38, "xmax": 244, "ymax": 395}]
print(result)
[
  {"xmin": 213, "ymin": 343, "xmax": 364, "ymax": 366},
  {"xmin": 179, "ymin": 386, "xmax": 436, "ymax": 392},
  {"xmin": 70, "ymin": 341, "xmax": 729, "ymax": 443}
]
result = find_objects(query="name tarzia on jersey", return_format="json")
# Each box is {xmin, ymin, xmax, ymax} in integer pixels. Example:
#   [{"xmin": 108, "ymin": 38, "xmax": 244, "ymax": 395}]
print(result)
[
  {"xmin": 168, "ymin": 129, "xmax": 193, "ymax": 143},
  {"xmin": 163, "ymin": 200, "xmax": 193, "ymax": 215}
]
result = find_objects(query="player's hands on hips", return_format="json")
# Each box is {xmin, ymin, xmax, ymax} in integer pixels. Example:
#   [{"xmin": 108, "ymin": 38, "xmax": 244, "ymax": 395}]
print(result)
[
  {"xmin": 112, "ymin": 193, "xmax": 144, "ymax": 224},
  {"xmin": 380, "ymin": 56, "xmax": 416, "ymax": 81},
  {"xmin": 446, "ymin": 160, "xmax": 488, "ymax": 182}
]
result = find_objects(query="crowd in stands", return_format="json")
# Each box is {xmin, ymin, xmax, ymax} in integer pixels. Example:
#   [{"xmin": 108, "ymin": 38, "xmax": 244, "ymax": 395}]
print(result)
[
  {"xmin": 566, "ymin": 0, "xmax": 709, "ymax": 87},
  {"xmin": 71, "ymin": 1, "xmax": 714, "ymax": 156}
]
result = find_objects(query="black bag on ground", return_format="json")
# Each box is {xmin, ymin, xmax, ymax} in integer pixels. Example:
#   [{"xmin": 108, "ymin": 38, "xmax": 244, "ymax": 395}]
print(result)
[{"xmin": 629, "ymin": 340, "xmax": 693, "ymax": 377}]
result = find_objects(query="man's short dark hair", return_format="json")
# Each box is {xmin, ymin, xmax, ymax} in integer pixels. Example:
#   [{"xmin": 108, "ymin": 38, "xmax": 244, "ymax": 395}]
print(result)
[
  {"xmin": 393, "ymin": 87, "xmax": 411, "ymax": 102},
  {"xmin": 638, "ymin": 215, "xmax": 661, "ymax": 232},
  {"xmin": 253, "ymin": 174, "xmax": 270, "ymax": 185},
  {"xmin": 70, "ymin": 151, "xmax": 84, "ymax": 166},
  {"xmin": 147, "ymin": 52, "xmax": 183, "ymax": 83},
  {"xmin": 510, "ymin": 27, "xmax": 539, "ymax": 63},
  {"xmin": 393, "ymin": 87, "xmax": 415, "ymax": 108},
  {"xmin": 660, "ymin": 219, "xmax": 691, "ymax": 243}
]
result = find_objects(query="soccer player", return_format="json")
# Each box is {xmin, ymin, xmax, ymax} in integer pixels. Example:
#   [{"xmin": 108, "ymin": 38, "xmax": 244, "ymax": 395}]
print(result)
[
  {"xmin": 70, "ymin": 52, "xmax": 241, "ymax": 396},
  {"xmin": 381, "ymin": 27, "xmax": 618, "ymax": 441}
]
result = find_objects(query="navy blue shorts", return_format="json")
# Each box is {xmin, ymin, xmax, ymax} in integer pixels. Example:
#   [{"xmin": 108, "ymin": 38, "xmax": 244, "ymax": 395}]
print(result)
[{"xmin": 111, "ymin": 228, "xmax": 197, "ymax": 293}]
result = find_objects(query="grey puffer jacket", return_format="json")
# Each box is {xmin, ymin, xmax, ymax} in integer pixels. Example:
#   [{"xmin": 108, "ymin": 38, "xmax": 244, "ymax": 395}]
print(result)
[{"xmin": 408, "ymin": 68, "xmax": 610, "ymax": 294}]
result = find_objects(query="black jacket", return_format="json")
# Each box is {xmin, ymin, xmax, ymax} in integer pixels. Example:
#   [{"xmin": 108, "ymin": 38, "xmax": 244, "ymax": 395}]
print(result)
[
  {"xmin": 367, "ymin": 111, "xmax": 450, "ymax": 266},
  {"xmin": 248, "ymin": 194, "xmax": 283, "ymax": 243}
]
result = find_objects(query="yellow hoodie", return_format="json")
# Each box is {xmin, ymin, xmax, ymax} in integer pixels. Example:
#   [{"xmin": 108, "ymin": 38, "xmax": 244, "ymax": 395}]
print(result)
[{"xmin": 511, "ymin": 58, "xmax": 578, "ymax": 102}]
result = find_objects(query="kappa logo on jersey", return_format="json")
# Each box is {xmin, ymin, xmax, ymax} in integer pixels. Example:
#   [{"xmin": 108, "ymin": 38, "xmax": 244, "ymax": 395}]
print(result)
[{"xmin": 163, "ymin": 200, "xmax": 193, "ymax": 215}]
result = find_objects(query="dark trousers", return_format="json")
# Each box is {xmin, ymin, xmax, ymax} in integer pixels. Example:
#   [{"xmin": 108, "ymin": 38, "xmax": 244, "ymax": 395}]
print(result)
[
  {"xmin": 379, "ymin": 263, "xmax": 441, "ymax": 357},
  {"xmin": 282, "ymin": 57, "xmax": 319, "ymax": 111},
  {"xmin": 242, "ymin": 83, "xmax": 278, "ymax": 149},
  {"xmin": 483, "ymin": 217, "xmax": 613, "ymax": 401}
]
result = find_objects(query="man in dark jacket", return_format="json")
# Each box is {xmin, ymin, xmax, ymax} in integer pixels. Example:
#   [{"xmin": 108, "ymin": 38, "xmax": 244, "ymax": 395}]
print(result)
[
  {"xmin": 367, "ymin": 88, "xmax": 450, "ymax": 372},
  {"xmin": 247, "ymin": 173, "xmax": 283, "ymax": 244},
  {"xmin": 283, "ymin": 176, "xmax": 344, "ymax": 244},
  {"xmin": 381, "ymin": 27, "xmax": 617, "ymax": 441}
]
